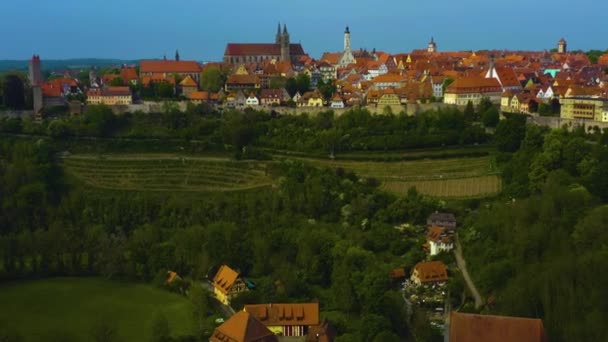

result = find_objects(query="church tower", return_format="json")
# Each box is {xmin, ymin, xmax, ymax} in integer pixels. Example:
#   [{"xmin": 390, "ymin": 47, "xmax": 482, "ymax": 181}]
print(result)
[
  {"xmin": 339, "ymin": 26, "xmax": 356, "ymax": 67},
  {"xmin": 344, "ymin": 26, "xmax": 351, "ymax": 51},
  {"xmin": 276, "ymin": 22, "xmax": 281, "ymax": 44},
  {"xmin": 280, "ymin": 24, "xmax": 290, "ymax": 62},
  {"xmin": 558, "ymin": 38, "xmax": 567, "ymax": 54},
  {"xmin": 427, "ymin": 37, "xmax": 437, "ymax": 53},
  {"xmin": 175, "ymin": 50, "xmax": 180, "ymax": 61}
]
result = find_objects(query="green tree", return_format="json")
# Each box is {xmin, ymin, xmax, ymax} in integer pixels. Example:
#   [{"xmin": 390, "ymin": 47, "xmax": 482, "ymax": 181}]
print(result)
[
  {"xmin": 2, "ymin": 74, "xmax": 26, "ymax": 109},
  {"xmin": 317, "ymin": 79, "xmax": 336, "ymax": 100},
  {"xmin": 109, "ymin": 77, "xmax": 125, "ymax": 87},
  {"xmin": 494, "ymin": 114, "xmax": 527, "ymax": 152},
  {"xmin": 482, "ymin": 106, "xmax": 500, "ymax": 127},
  {"xmin": 463, "ymin": 101, "xmax": 475, "ymax": 123},
  {"xmin": 295, "ymin": 73, "xmax": 311, "ymax": 94},
  {"xmin": 477, "ymin": 97, "xmax": 493, "ymax": 114},
  {"xmin": 269, "ymin": 76, "xmax": 287, "ymax": 90},
  {"xmin": 200, "ymin": 67, "xmax": 226, "ymax": 93},
  {"xmin": 285, "ymin": 77, "xmax": 298, "ymax": 97},
  {"xmin": 189, "ymin": 284, "xmax": 211, "ymax": 336}
]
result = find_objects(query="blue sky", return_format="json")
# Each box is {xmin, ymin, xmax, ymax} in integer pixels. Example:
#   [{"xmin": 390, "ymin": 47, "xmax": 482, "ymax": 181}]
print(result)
[{"xmin": 2, "ymin": 0, "xmax": 606, "ymax": 60}]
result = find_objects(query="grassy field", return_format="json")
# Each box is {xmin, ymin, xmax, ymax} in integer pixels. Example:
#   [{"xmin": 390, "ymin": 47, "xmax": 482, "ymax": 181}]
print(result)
[
  {"xmin": 62, "ymin": 154, "xmax": 272, "ymax": 192},
  {"xmin": 294, "ymin": 155, "xmax": 501, "ymax": 199},
  {"xmin": 0, "ymin": 277, "xmax": 195, "ymax": 341}
]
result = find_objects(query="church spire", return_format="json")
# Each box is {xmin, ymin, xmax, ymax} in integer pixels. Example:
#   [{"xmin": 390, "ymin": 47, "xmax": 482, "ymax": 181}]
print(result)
[
  {"xmin": 283, "ymin": 23, "xmax": 288, "ymax": 35},
  {"xmin": 276, "ymin": 22, "xmax": 281, "ymax": 44},
  {"xmin": 175, "ymin": 49, "xmax": 180, "ymax": 61}
]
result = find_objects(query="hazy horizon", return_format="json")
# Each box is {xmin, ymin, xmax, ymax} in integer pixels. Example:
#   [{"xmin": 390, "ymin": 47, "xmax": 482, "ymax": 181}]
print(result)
[{"xmin": 2, "ymin": 0, "xmax": 606, "ymax": 61}]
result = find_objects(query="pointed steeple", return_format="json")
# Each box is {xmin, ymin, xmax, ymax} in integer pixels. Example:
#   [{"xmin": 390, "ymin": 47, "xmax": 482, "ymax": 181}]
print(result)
[
  {"xmin": 276, "ymin": 22, "xmax": 281, "ymax": 44},
  {"xmin": 283, "ymin": 24, "xmax": 288, "ymax": 35},
  {"xmin": 175, "ymin": 49, "xmax": 180, "ymax": 61}
]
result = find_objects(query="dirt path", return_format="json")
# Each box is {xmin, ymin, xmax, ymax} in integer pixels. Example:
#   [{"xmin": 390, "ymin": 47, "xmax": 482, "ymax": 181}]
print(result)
[{"xmin": 453, "ymin": 234, "xmax": 483, "ymax": 309}]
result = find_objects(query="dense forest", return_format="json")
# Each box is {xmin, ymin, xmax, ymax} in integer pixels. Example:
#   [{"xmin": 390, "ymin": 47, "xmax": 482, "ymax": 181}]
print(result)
[
  {"xmin": 1, "ymin": 106, "xmax": 608, "ymax": 341},
  {"xmin": 0, "ymin": 102, "xmax": 493, "ymax": 157},
  {"xmin": 462, "ymin": 119, "xmax": 608, "ymax": 342},
  {"xmin": 0, "ymin": 136, "xmax": 448, "ymax": 341}
]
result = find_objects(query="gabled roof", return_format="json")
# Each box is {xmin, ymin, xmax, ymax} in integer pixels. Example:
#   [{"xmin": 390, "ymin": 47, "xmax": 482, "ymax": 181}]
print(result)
[
  {"xmin": 210, "ymin": 311, "xmax": 277, "ymax": 342},
  {"xmin": 225, "ymin": 43, "xmax": 305, "ymax": 56},
  {"xmin": 412, "ymin": 261, "xmax": 448, "ymax": 283},
  {"xmin": 449, "ymin": 312, "xmax": 548, "ymax": 342},
  {"xmin": 226, "ymin": 74, "xmax": 260, "ymax": 85},
  {"xmin": 140, "ymin": 60, "xmax": 202, "ymax": 74},
  {"xmin": 446, "ymin": 77, "xmax": 502, "ymax": 94},
  {"xmin": 120, "ymin": 68, "xmax": 138, "ymax": 82},
  {"xmin": 213, "ymin": 265, "xmax": 240, "ymax": 295},
  {"xmin": 180, "ymin": 75, "xmax": 198, "ymax": 87},
  {"xmin": 245, "ymin": 303, "xmax": 319, "ymax": 327}
]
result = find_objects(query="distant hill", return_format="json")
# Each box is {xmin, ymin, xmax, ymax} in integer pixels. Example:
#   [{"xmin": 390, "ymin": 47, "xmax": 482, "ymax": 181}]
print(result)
[{"xmin": 0, "ymin": 59, "xmax": 142, "ymax": 72}]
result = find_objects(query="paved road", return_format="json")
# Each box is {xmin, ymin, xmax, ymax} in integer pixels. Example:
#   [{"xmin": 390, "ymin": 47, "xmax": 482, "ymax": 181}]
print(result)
[{"xmin": 453, "ymin": 234, "xmax": 483, "ymax": 309}]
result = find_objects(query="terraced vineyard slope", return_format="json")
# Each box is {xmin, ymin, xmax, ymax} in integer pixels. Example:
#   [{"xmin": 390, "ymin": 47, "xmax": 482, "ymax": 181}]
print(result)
[
  {"xmin": 295, "ymin": 155, "xmax": 501, "ymax": 199},
  {"xmin": 61, "ymin": 154, "xmax": 272, "ymax": 192}
]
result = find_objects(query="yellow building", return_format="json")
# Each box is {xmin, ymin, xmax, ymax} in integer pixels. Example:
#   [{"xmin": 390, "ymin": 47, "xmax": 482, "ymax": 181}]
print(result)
[
  {"xmin": 377, "ymin": 88, "xmax": 401, "ymax": 106},
  {"xmin": 179, "ymin": 75, "xmax": 198, "ymax": 98},
  {"xmin": 297, "ymin": 90, "xmax": 324, "ymax": 107},
  {"xmin": 244, "ymin": 303, "xmax": 320, "ymax": 337},
  {"xmin": 212, "ymin": 265, "xmax": 248, "ymax": 305},
  {"xmin": 443, "ymin": 77, "xmax": 502, "ymax": 106},
  {"xmin": 87, "ymin": 87, "xmax": 132, "ymax": 105},
  {"xmin": 560, "ymin": 97, "xmax": 608, "ymax": 122}
]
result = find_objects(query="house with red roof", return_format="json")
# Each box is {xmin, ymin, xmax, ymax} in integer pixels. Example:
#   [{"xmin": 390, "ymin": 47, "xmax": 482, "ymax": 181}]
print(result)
[
  {"xmin": 212, "ymin": 265, "xmax": 248, "ymax": 305},
  {"xmin": 443, "ymin": 77, "xmax": 503, "ymax": 105},
  {"xmin": 87, "ymin": 87, "xmax": 132, "ymax": 106},
  {"xmin": 449, "ymin": 312, "xmax": 548, "ymax": 342},
  {"xmin": 139, "ymin": 59, "xmax": 202, "ymax": 86},
  {"xmin": 223, "ymin": 24, "xmax": 306, "ymax": 65}
]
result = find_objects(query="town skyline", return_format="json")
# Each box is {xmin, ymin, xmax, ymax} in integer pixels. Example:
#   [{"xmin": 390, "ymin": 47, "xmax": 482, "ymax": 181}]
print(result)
[{"xmin": 2, "ymin": 0, "xmax": 606, "ymax": 60}]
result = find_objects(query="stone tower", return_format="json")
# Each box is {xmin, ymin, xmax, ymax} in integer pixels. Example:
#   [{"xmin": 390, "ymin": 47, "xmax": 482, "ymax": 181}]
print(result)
[
  {"xmin": 280, "ymin": 24, "xmax": 290, "ymax": 62},
  {"xmin": 276, "ymin": 22, "xmax": 281, "ymax": 44},
  {"xmin": 28, "ymin": 54, "xmax": 42, "ymax": 86},
  {"xmin": 28, "ymin": 55, "xmax": 43, "ymax": 114},
  {"xmin": 558, "ymin": 38, "xmax": 567, "ymax": 54},
  {"xmin": 339, "ymin": 26, "xmax": 356, "ymax": 67},
  {"xmin": 427, "ymin": 37, "xmax": 437, "ymax": 53},
  {"xmin": 344, "ymin": 26, "xmax": 351, "ymax": 51}
]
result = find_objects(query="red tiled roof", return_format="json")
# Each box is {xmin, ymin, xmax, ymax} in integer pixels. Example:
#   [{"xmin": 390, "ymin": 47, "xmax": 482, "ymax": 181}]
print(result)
[
  {"xmin": 413, "ymin": 261, "xmax": 448, "ymax": 283},
  {"xmin": 140, "ymin": 60, "xmax": 202, "ymax": 73},
  {"xmin": 449, "ymin": 312, "xmax": 548, "ymax": 342},
  {"xmin": 226, "ymin": 74, "xmax": 259, "ymax": 85},
  {"xmin": 180, "ymin": 75, "xmax": 198, "ymax": 87},
  {"xmin": 213, "ymin": 265, "xmax": 239, "ymax": 295},
  {"xmin": 245, "ymin": 303, "xmax": 319, "ymax": 327},
  {"xmin": 446, "ymin": 77, "xmax": 502, "ymax": 94},
  {"xmin": 321, "ymin": 52, "xmax": 342, "ymax": 65},
  {"xmin": 210, "ymin": 311, "xmax": 277, "ymax": 342},
  {"xmin": 224, "ymin": 43, "xmax": 305, "ymax": 56},
  {"xmin": 120, "ymin": 68, "xmax": 138, "ymax": 82},
  {"xmin": 87, "ymin": 86, "xmax": 131, "ymax": 97}
]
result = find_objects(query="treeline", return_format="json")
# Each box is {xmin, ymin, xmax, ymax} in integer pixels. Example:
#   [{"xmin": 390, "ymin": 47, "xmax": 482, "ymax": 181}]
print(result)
[
  {"xmin": 461, "ymin": 116, "xmax": 608, "ymax": 342},
  {"xmin": 0, "ymin": 101, "xmax": 496, "ymax": 157},
  {"xmin": 0, "ymin": 138, "xmax": 449, "ymax": 341}
]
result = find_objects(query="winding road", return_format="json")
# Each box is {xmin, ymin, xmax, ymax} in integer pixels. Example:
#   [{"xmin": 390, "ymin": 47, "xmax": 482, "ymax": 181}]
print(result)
[{"xmin": 453, "ymin": 234, "xmax": 483, "ymax": 309}]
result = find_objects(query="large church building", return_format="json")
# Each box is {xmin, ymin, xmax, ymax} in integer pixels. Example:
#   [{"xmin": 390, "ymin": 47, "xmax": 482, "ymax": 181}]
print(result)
[{"xmin": 223, "ymin": 23, "xmax": 306, "ymax": 64}]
